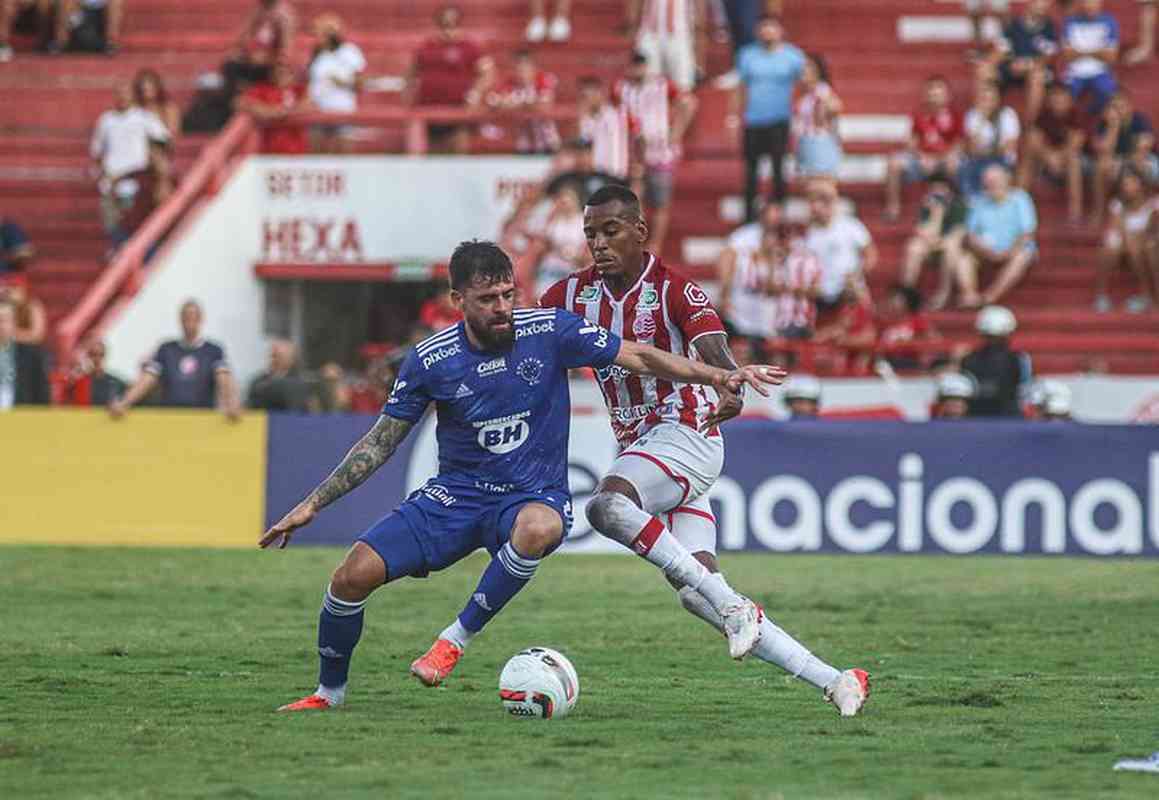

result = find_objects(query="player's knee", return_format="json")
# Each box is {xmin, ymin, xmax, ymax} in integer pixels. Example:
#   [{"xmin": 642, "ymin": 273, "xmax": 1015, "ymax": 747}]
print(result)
[
  {"xmin": 330, "ymin": 551, "xmax": 383, "ymax": 602},
  {"xmin": 585, "ymin": 490, "xmax": 629, "ymax": 536},
  {"xmin": 511, "ymin": 504, "xmax": 564, "ymax": 558}
]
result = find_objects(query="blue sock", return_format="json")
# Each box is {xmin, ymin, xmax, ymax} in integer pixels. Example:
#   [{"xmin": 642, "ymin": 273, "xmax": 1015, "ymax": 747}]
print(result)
[
  {"xmin": 457, "ymin": 542, "xmax": 540, "ymax": 633},
  {"xmin": 317, "ymin": 584, "xmax": 366, "ymax": 691}
]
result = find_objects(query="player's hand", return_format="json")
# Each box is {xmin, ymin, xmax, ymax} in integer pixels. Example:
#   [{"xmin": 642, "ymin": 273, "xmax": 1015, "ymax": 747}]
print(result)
[
  {"xmin": 702, "ymin": 384, "xmax": 744, "ymax": 431},
  {"xmin": 260, "ymin": 500, "xmax": 317, "ymax": 549},
  {"xmin": 108, "ymin": 399, "xmax": 127, "ymax": 419},
  {"xmin": 721, "ymin": 365, "xmax": 787, "ymax": 397},
  {"xmin": 223, "ymin": 404, "xmax": 242, "ymax": 424}
]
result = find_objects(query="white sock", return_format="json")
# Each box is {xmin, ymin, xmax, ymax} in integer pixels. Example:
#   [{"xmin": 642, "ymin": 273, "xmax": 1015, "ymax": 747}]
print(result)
[
  {"xmin": 588, "ymin": 493, "xmax": 741, "ymax": 613},
  {"xmin": 439, "ymin": 619, "xmax": 477, "ymax": 651},
  {"xmin": 315, "ymin": 683, "xmax": 345, "ymax": 706},
  {"xmin": 676, "ymin": 587, "xmax": 840, "ymax": 689}
]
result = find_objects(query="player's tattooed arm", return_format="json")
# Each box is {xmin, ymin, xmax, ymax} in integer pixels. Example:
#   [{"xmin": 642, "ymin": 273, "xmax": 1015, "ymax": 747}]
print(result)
[
  {"xmin": 307, "ymin": 415, "xmax": 415, "ymax": 511},
  {"xmin": 694, "ymin": 333, "xmax": 745, "ymax": 430}
]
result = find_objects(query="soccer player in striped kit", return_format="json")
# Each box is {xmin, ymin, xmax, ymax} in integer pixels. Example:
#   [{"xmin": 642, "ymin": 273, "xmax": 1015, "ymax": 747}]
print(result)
[{"xmin": 540, "ymin": 185, "xmax": 869, "ymax": 716}]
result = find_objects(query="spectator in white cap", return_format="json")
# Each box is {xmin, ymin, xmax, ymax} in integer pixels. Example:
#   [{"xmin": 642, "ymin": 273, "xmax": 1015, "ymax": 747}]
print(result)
[
  {"xmin": 1030, "ymin": 379, "xmax": 1073, "ymax": 421},
  {"xmin": 932, "ymin": 372, "xmax": 975, "ymax": 420},
  {"xmin": 961, "ymin": 305, "xmax": 1032, "ymax": 417},
  {"xmin": 782, "ymin": 374, "xmax": 821, "ymax": 419}
]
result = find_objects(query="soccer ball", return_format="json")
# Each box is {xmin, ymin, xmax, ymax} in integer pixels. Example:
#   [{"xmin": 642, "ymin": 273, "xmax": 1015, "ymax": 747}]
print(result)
[{"xmin": 498, "ymin": 647, "xmax": 579, "ymax": 719}]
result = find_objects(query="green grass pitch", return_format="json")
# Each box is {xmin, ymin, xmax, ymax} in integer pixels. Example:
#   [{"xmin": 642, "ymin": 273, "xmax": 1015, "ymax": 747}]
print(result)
[{"xmin": 3, "ymin": 547, "xmax": 1158, "ymax": 799}]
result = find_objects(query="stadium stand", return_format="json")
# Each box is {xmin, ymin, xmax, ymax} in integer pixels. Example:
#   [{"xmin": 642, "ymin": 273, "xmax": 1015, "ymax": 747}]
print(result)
[{"xmin": 1, "ymin": 0, "xmax": 1157, "ymax": 380}]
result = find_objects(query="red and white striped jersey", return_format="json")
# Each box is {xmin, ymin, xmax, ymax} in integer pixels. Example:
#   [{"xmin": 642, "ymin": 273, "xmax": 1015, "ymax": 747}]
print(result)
[
  {"xmin": 613, "ymin": 76, "xmax": 681, "ymax": 169},
  {"xmin": 773, "ymin": 245, "xmax": 823, "ymax": 331},
  {"xmin": 638, "ymin": 0, "xmax": 695, "ymax": 37},
  {"xmin": 726, "ymin": 246, "xmax": 777, "ymax": 338},
  {"xmin": 579, "ymin": 103, "xmax": 631, "ymax": 179},
  {"xmin": 540, "ymin": 253, "xmax": 726, "ymax": 447}
]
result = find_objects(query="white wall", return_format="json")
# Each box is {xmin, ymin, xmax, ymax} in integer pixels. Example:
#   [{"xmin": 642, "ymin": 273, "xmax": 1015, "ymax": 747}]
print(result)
[{"xmin": 104, "ymin": 159, "xmax": 267, "ymax": 384}]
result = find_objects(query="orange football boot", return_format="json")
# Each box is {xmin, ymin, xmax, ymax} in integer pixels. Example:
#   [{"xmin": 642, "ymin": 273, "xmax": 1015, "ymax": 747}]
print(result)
[{"xmin": 410, "ymin": 639, "xmax": 464, "ymax": 686}]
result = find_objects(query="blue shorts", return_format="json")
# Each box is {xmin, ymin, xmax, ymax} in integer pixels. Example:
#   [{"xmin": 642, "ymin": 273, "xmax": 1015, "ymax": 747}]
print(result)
[
  {"xmin": 1067, "ymin": 72, "xmax": 1117, "ymax": 114},
  {"xmin": 357, "ymin": 479, "xmax": 573, "ymax": 581}
]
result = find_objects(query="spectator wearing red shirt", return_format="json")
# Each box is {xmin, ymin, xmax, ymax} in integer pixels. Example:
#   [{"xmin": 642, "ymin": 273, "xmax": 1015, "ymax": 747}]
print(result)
[
  {"xmin": 408, "ymin": 5, "xmax": 495, "ymax": 155},
  {"xmin": 877, "ymin": 285, "xmax": 939, "ymax": 371},
  {"xmin": 236, "ymin": 61, "xmax": 310, "ymax": 155},
  {"xmin": 884, "ymin": 76, "xmax": 964, "ymax": 220},
  {"xmin": 1018, "ymin": 82, "xmax": 1087, "ymax": 222},
  {"xmin": 482, "ymin": 49, "xmax": 561, "ymax": 154},
  {"xmin": 417, "ymin": 281, "xmax": 464, "ymax": 334},
  {"xmin": 63, "ymin": 338, "xmax": 127, "ymax": 406},
  {"xmin": 814, "ymin": 278, "xmax": 877, "ymax": 375},
  {"xmin": 222, "ymin": 0, "xmax": 295, "ymax": 102}
]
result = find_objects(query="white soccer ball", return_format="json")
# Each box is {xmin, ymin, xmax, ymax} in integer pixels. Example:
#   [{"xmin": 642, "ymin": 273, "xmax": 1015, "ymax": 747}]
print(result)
[{"xmin": 498, "ymin": 647, "xmax": 579, "ymax": 719}]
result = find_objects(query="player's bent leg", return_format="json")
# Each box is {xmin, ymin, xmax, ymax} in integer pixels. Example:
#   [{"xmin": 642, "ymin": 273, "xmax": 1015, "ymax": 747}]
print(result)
[
  {"xmin": 279, "ymin": 543, "xmax": 388, "ymax": 712},
  {"xmin": 413, "ymin": 501, "xmax": 564, "ymax": 687},
  {"xmin": 587, "ymin": 477, "xmax": 759, "ymax": 659}
]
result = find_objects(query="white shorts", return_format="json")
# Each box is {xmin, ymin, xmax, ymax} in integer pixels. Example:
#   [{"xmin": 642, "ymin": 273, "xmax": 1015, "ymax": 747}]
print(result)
[
  {"xmin": 606, "ymin": 422, "xmax": 723, "ymax": 554},
  {"xmin": 636, "ymin": 31, "xmax": 696, "ymax": 92}
]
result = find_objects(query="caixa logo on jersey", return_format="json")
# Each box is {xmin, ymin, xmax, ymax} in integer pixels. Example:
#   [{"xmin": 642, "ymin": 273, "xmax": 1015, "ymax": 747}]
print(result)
[{"xmin": 475, "ymin": 411, "xmax": 533, "ymax": 454}]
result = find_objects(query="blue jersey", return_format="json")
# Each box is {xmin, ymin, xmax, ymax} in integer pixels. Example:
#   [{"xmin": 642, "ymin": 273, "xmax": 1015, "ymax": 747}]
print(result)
[{"xmin": 383, "ymin": 307, "xmax": 621, "ymax": 494}]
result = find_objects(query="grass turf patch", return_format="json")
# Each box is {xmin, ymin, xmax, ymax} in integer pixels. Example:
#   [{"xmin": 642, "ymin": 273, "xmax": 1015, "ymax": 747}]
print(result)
[{"xmin": 1, "ymin": 547, "xmax": 1157, "ymax": 799}]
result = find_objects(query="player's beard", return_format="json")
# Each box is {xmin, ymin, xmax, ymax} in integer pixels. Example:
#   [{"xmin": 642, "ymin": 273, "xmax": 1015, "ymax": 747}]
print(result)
[{"xmin": 467, "ymin": 314, "xmax": 515, "ymax": 352}]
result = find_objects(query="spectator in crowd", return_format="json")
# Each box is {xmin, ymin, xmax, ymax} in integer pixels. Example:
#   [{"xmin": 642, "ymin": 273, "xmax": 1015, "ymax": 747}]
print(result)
[
  {"xmin": 109, "ymin": 138, "xmax": 176, "ymax": 249},
  {"xmin": 1061, "ymin": 0, "xmax": 1119, "ymax": 114},
  {"xmin": 962, "ymin": 304, "xmax": 1031, "ymax": 417},
  {"xmin": 0, "ymin": 273, "xmax": 46, "ymax": 345},
  {"xmin": 615, "ymin": 50, "xmax": 697, "ymax": 254},
  {"xmin": 542, "ymin": 138, "xmax": 628, "ymax": 205},
  {"xmin": 965, "ymin": 0, "xmax": 1009, "ymax": 55},
  {"xmin": 1, "ymin": 217, "xmax": 34, "ymax": 274},
  {"xmin": 236, "ymin": 60, "xmax": 310, "ymax": 156},
  {"xmin": 1092, "ymin": 89, "xmax": 1156, "ymax": 221},
  {"xmin": 981, "ymin": 0, "xmax": 1057, "ymax": 121},
  {"xmin": 526, "ymin": 0, "xmax": 571, "ymax": 42},
  {"xmin": 813, "ymin": 277, "xmax": 877, "ymax": 375},
  {"xmin": 719, "ymin": 0, "xmax": 763, "ymax": 56},
  {"xmin": 109, "ymin": 299, "xmax": 240, "ymax": 419},
  {"xmin": 0, "ymin": 298, "xmax": 49, "ymax": 408},
  {"xmin": 803, "ymin": 178, "xmax": 877, "ymax": 312},
  {"xmin": 417, "ymin": 279, "xmax": 463, "ymax": 334},
  {"xmin": 307, "ymin": 13, "xmax": 366, "ymax": 154},
  {"xmin": 782, "ymin": 374, "xmax": 821, "ymax": 419},
  {"xmin": 628, "ymin": 0, "xmax": 699, "ymax": 91},
  {"xmin": 222, "ymin": 0, "xmax": 295, "ymax": 105},
  {"xmin": 1017, "ymin": 82, "xmax": 1086, "ymax": 222},
  {"xmin": 884, "ymin": 76, "xmax": 964, "ymax": 221},
  {"xmin": 133, "ymin": 68, "xmax": 181, "ymax": 140},
  {"xmin": 718, "ymin": 203, "xmax": 783, "ymax": 357},
  {"xmin": 960, "ymin": 81, "xmax": 1021, "ymax": 198},
  {"xmin": 1028, "ymin": 379, "xmax": 1074, "ymax": 420},
  {"xmin": 957, "ymin": 164, "xmax": 1037, "ymax": 307},
  {"xmin": 770, "ymin": 226, "xmax": 824, "ymax": 341},
  {"xmin": 577, "ymin": 75, "xmax": 631, "ymax": 179},
  {"xmin": 346, "ymin": 358, "xmax": 394, "ymax": 414},
  {"xmin": 248, "ymin": 338, "xmax": 310, "ymax": 411},
  {"xmin": 311, "ymin": 361, "xmax": 351, "ymax": 413},
  {"xmin": 90, "ymin": 84, "xmax": 170, "ymax": 245},
  {"xmin": 0, "ymin": 0, "xmax": 30, "ymax": 62},
  {"xmin": 899, "ymin": 169, "xmax": 967, "ymax": 310},
  {"xmin": 792, "ymin": 52, "xmax": 842, "ymax": 180},
  {"xmin": 1094, "ymin": 169, "xmax": 1158, "ymax": 313},
  {"xmin": 482, "ymin": 49, "xmax": 560, "ymax": 155},
  {"xmin": 734, "ymin": 14, "xmax": 805, "ymax": 221},
  {"xmin": 408, "ymin": 5, "xmax": 494, "ymax": 155},
  {"xmin": 533, "ymin": 186, "xmax": 587, "ymax": 296},
  {"xmin": 931, "ymin": 372, "xmax": 975, "ymax": 420},
  {"xmin": 1125, "ymin": 0, "xmax": 1156, "ymax": 64},
  {"xmin": 62, "ymin": 338, "xmax": 126, "ymax": 406},
  {"xmin": 877, "ymin": 285, "xmax": 939, "ymax": 371},
  {"xmin": 62, "ymin": 0, "xmax": 123, "ymax": 55}
]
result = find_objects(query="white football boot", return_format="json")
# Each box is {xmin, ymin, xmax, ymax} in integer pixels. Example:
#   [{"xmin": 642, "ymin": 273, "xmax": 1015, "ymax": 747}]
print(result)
[
  {"xmin": 824, "ymin": 669, "xmax": 870, "ymax": 717},
  {"xmin": 720, "ymin": 598, "xmax": 762, "ymax": 660}
]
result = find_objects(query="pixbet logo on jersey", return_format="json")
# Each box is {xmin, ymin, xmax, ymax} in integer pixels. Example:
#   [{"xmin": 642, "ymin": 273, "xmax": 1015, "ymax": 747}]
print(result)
[
  {"xmin": 516, "ymin": 320, "xmax": 554, "ymax": 339},
  {"xmin": 475, "ymin": 411, "xmax": 532, "ymax": 454},
  {"xmin": 422, "ymin": 343, "xmax": 461, "ymax": 369}
]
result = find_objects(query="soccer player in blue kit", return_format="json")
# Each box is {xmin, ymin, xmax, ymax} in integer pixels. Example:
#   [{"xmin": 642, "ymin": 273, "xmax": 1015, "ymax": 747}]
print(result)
[{"xmin": 262, "ymin": 241, "xmax": 785, "ymax": 711}]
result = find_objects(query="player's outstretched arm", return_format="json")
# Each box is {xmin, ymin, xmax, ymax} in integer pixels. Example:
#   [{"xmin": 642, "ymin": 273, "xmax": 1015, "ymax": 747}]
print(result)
[
  {"xmin": 259, "ymin": 414, "xmax": 415, "ymax": 549},
  {"xmin": 613, "ymin": 340, "xmax": 786, "ymax": 397},
  {"xmin": 692, "ymin": 332, "xmax": 747, "ymax": 429}
]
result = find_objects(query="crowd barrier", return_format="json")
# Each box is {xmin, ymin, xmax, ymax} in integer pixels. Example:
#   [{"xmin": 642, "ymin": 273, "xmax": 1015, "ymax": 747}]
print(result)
[{"xmin": 2, "ymin": 409, "xmax": 1157, "ymax": 556}]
